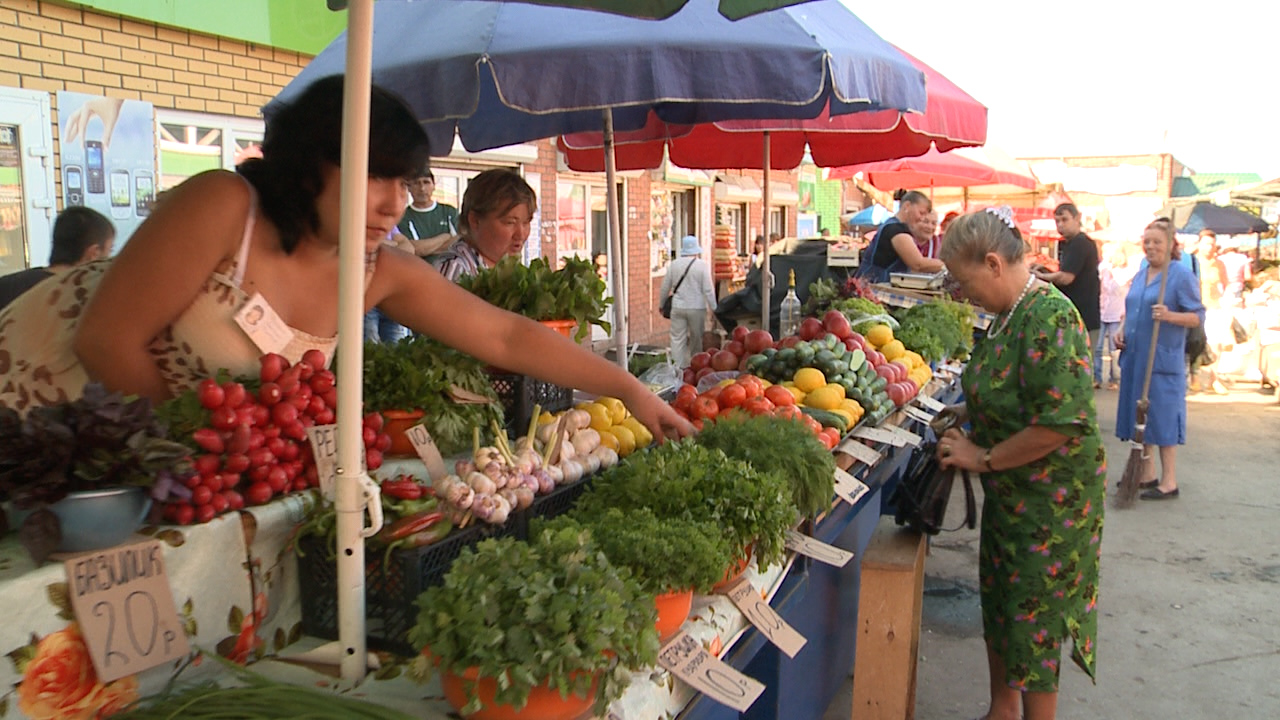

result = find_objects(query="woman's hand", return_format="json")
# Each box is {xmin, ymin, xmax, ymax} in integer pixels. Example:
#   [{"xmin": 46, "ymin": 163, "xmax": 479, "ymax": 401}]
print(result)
[
  {"xmin": 1114, "ymin": 331, "xmax": 1126, "ymax": 350},
  {"xmin": 936, "ymin": 428, "xmax": 982, "ymax": 472},
  {"xmin": 620, "ymin": 384, "xmax": 696, "ymax": 443}
]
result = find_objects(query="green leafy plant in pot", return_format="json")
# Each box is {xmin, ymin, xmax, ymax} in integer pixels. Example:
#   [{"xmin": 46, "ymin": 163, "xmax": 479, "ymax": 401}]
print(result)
[
  {"xmin": 359, "ymin": 337, "xmax": 504, "ymax": 457},
  {"xmin": 694, "ymin": 413, "xmax": 836, "ymax": 519},
  {"xmin": 0, "ymin": 384, "xmax": 193, "ymax": 561},
  {"xmin": 409, "ymin": 527, "xmax": 658, "ymax": 718},
  {"xmin": 457, "ymin": 256, "xmax": 612, "ymax": 342},
  {"xmin": 573, "ymin": 438, "xmax": 794, "ymax": 573},
  {"xmin": 539, "ymin": 508, "xmax": 732, "ymax": 639}
]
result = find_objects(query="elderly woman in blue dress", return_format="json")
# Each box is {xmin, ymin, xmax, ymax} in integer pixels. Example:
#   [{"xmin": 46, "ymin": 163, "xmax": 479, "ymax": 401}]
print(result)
[{"xmin": 1113, "ymin": 218, "xmax": 1205, "ymax": 500}]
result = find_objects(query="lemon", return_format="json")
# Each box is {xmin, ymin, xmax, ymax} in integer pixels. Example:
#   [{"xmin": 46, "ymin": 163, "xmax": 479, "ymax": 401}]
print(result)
[
  {"xmin": 621, "ymin": 417, "xmax": 654, "ymax": 449},
  {"xmin": 823, "ymin": 382, "xmax": 846, "ymax": 401},
  {"xmin": 793, "ymin": 367, "xmax": 827, "ymax": 393},
  {"xmin": 881, "ymin": 339, "xmax": 906, "ymax": 361},
  {"xmin": 611, "ymin": 425, "xmax": 637, "ymax": 457},
  {"xmin": 786, "ymin": 385, "xmax": 807, "ymax": 403},
  {"xmin": 718, "ymin": 378, "xmax": 737, "ymax": 388},
  {"xmin": 585, "ymin": 403, "xmax": 613, "ymax": 432},
  {"xmin": 804, "ymin": 386, "xmax": 843, "ymax": 411},
  {"xmin": 598, "ymin": 396, "xmax": 627, "ymax": 424},
  {"xmin": 865, "ymin": 324, "xmax": 894, "ymax": 347},
  {"xmin": 597, "ymin": 429, "xmax": 620, "ymax": 451}
]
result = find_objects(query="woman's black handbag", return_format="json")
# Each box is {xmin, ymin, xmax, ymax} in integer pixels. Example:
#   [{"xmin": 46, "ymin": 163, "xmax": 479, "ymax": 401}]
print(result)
[
  {"xmin": 1231, "ymin": 315, "xmax": 1249, "ymax": 345},
  {"xmin": 891, "ymin": 440, "xmax": 977, "ymax": 535},
  {"xmin": 1186, "ymin": 322, "xmax": 1207, "ymax": 363}
]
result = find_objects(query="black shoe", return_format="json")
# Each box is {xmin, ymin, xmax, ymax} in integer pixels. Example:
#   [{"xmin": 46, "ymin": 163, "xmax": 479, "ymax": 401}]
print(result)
[
  {"xmin": 1140, "ymin": 487, "xmax": 1179, "ymax": 500},
  {"xmin": 1116, "ymin": 478, "xmax": 1159, "ymax": 490}
]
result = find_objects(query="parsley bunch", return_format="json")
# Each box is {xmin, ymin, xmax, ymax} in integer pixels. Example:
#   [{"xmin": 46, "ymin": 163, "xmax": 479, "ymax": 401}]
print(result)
[
  {"xmin": 458, "ymin": 256, "xmax": 612, "ymax": 341},
  {"xmin": 573, "ymin": 439, "xmax": 793, "ymax": 569},
  {"xmin": 410, "ymin": 528, "xmax": 658, "ymax": 715}
]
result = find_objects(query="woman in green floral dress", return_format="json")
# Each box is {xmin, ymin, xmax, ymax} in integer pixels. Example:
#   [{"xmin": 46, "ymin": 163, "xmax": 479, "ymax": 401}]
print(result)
[{"xmin": 935, "ymin": 209, "xmax": 1106, "ymax": 720}]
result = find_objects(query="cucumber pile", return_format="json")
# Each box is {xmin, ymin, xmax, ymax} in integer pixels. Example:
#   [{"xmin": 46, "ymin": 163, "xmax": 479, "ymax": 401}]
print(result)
[{"xmin": 743, "ymin": 334, "xmax": 895, "ymax": 428}]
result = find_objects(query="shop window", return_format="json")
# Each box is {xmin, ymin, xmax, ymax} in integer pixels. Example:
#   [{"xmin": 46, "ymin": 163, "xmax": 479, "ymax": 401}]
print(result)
[
  {"xmin": 156, "ymin": 110, "xmax": 263, "ymax": 190},
  {"xmin": 717, "ymin": 202, "xmax": 746, "ymax": 255},
  {"xmin": 556, "ymin": 181, "xmax": 588, "ymax": 263},
  {"xmin": 769, "ymin": 206, "xmax": 787, "ymax": 238}
]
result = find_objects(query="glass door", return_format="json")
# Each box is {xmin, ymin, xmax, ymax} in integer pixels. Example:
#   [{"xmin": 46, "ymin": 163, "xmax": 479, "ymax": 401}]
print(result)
[{"xmin": 0, "ymin": 88, "xmax": 54, "ymax": 277}]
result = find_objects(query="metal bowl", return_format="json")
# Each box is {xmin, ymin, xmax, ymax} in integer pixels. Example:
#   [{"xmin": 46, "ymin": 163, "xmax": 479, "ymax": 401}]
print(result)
[{"xmin": 49, "ymin": 487, "xmax": 152, "ymax": 553}]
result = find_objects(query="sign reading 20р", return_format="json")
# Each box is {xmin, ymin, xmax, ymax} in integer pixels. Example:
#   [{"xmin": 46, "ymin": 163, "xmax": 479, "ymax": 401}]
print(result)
[{"xmin": 64, "ymin": 539, "xmax": 190, "ymax": 683}]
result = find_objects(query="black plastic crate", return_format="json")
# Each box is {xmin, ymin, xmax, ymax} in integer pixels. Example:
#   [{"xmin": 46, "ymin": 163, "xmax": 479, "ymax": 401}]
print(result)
[
  {"xmin": 488, "ymin": 370, "xmax": 573, "ymax": 438},
  {"xmin": 526, "ymin": 475, "xmax": 593, "ymax": 529},
  {"xmin": 297, "ymin": 521, "xmax": 520, "ymax": 656}
]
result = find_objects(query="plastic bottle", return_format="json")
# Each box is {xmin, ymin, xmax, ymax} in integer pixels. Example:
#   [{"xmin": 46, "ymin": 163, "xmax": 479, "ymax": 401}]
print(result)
[{"xmin": 779, "ymin": 269, "xmax": 802, "ymax": 338}]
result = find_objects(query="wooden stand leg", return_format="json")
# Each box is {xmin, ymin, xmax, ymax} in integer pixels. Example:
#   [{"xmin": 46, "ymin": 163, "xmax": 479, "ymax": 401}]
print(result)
[{"xmin": 851, "ymin": 517, "xmax": 926, "ymax": 720}]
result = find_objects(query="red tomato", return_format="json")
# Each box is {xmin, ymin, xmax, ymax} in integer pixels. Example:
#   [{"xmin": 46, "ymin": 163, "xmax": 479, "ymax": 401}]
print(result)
[
  {"xmin": 773, "ymin": 404, "xmax": 803, "ymax": 422},
  {"xmin": 731, "ymin": 325, "xmax": 750, "ymax": 343},
  {"xmin": 197, "ymin": 379, "xmax": 225, "ymax": 410},
  {"xmin": 736, "ymin": 375, "xmax": 765, "ymax": 399},
  {"xmin": 718, "ymin": 383, "xmax": 748, "ymax": 409},
  {"xmin": 742, "ymin": 397, "xmax": 775, "ymax": 416},
  {"xmin": 710, "ymin": 350, "xmax": 739, "ymax": 372},
  {"xmin": 743, "ymin": 330, "xmax": 774, "ymax": 355},
  {"xmin": 694, "ymin": 367, "xmax": 716, "ymax": 384},
  {"xmin": 682, "ymin": 368, "xmax": 697, "ymax": 385},
  {"xmin": 691, "ymin": 396, "xmax": 720, "ymax": 420},
  {"xmin": 724, "ymin": 340, "xmax": 745, "ymax": 357},
  {"xmin": 779, "ymin": 335, "xmax": 802, "ymax": 349},
  {"xmin": 799, "ymin": 317, "xmax": 825, "ymax": 341},
  {"xmin": 676, "ymin": 384, "xmax": 698, "ymax": 404},
  {"xmin": 673, "ymin": 394, "xmax": 694, "ymax": 415},
  {"xmin": 822, "ymin": 310, "xmax": 853, "ymax": 340},
  {"xmin": 689, "ymin": 352, "xmax": 713, "ymax": 372},
  {"xmin": 763, "ymin": 385, "xmax": 795, "ymax": 407},
  {"xmin": 301, "ymin": 349, "xmax": 327, "ymax": 371},
  {"xmin": 802, "ymin": 415, "xmax": 823, "ymax": 434},
  {"xmin": 702, "ymin": 386, "xmax": 723, "ymax": 401}
]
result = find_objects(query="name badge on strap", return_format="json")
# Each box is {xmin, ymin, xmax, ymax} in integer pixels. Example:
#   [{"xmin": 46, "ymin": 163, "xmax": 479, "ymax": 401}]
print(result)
[{"xmin": 234, "ymin": 292, "xmax": 296, "ymax": 355}]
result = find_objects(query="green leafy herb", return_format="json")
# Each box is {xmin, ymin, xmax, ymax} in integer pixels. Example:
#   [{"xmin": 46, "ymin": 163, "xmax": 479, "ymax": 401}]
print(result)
[
  {"xmin": 358, "ymin": 337, "xmax": 504, "ymax": 456},
  {"xmin": 539, "ymin": 508, "xmax": 732, "ymax": 595},
  {"xmin": 892, "ymin": 299, "xmax": 977, "ymax": 362},
  {"xmin": 573, "ymin": 439, "xmax": 793, "ymax": 569},
  {"xmin": 458, "ymin": 256, "xmax": 612, "ymax": 341},
  {"xmin": 409, "ymin": 528, "xmax": 658, "ymax": 715},
  {"xmin": 694, "ymin": 414, "xmax": 835, "ymax": 518}
]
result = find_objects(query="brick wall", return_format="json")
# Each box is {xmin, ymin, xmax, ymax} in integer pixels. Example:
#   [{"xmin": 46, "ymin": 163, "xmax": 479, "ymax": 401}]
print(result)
[{"xmin": 0, "ymin": 0, "xmax": 309, "ymax": 199}]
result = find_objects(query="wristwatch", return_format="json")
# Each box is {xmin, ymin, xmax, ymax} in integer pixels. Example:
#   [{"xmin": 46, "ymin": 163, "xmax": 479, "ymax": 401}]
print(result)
[{"xmin": 981, "ymin": 448, "xmax": 994, "ymax": 472}]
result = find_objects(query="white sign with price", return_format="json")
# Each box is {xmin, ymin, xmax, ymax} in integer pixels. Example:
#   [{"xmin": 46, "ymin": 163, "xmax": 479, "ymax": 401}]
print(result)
[
  {"xmin": 65, "ymin": 539, "xmax": 190, "ymax": 682},
  {"xmin": 784, "ymin": 529, "xmax": 855, "ymax": 567},
  {"xmin": 902, "ymin": 405, "xmax": 936, "ymax": 424},
  {"xmin": 305, "ymin": 423, "xmax": 339, "ymax": 498},
  {"xmin": 836, "ymin": 438, "xmax": 882, "ymax": 467},
  {"xmin": 405, "ymin": 424, "xmax": 448, "ymax": 481},
  {"xmin": 658, "ymin": 631, "xmax": 765, "ymax": 712},
  {"xmin": 833, "ymin": 467, "xmax": 871, "ymax": 505},
  {"xmin": 884, "ymin": 424, "xmax": 923, "ymax": 447},
  {"xmin": 723, "ymin": 577, "xmax": 806, "ymax": 658},
  {"xmin": 852, "ymin": 425, "xmax": 906, "ymax": 447},
  {"xmin": 915, "ymin": 394, "xmax": 946, "ymax": 413}
]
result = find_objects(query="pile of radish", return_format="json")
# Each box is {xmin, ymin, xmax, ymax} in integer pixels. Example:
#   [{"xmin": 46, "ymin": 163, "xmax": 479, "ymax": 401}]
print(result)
[{"xmin": 161, "ymin": 349, "xmax": 391, "ymax": 525}]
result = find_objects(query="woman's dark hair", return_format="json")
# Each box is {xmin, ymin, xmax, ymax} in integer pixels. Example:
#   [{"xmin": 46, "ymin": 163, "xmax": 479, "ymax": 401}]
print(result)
[
  {"xmin": 893, "ymin": 189, "xmax": 931, "ymax": 211},
  {"xmin": 50, "ymin": 206, "xmax": 115, "ymax": 265},
  {"xmin": 459, "ymin": 169, "xmax": 536, "ymax": 238},
  {"xmin": 239, "ymin": 75, "xmax": 431, "ymax": 253}
]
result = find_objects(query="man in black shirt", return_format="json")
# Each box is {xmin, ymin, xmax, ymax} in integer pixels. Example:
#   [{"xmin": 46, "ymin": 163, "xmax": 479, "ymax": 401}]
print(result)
[
  {"xmin": 0, "ymin": 206, "xmax": 115, "ymax": 311},
  {"xmin": 1035, "ymin": 203, "xmax": 1101, "ymax": 374}
]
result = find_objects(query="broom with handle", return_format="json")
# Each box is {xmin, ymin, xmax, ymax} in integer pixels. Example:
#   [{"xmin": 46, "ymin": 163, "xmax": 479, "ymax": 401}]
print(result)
[{"xmin": 1115, "ymin": 257, "xmax": 1172, "ymax": 508}]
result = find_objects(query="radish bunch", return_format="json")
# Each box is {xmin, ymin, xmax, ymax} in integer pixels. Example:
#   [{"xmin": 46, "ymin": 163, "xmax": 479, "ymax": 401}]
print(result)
[{"xmin": 161, "ymin": 349, "xmax": 392, "ymax": 525}]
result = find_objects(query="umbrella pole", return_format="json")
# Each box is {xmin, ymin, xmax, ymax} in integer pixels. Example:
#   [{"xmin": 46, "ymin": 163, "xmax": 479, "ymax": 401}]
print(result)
[
  {"xmin": 603, "ymin": 108, "xmax": 627, "ymax": 368},
  {"xmin": 760, "ymin": 131, "xmax": 772, "ymax": 331},
  {"xmin": 336, "ymin": 0, "xmax": 376, "ymax": 683}
]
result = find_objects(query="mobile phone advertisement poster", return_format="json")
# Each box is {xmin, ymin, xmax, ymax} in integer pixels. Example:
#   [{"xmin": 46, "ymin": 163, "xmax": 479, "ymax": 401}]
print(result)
[{"xmin": 57, "ymin": 92, "xmax": 156, "ymax": 250}]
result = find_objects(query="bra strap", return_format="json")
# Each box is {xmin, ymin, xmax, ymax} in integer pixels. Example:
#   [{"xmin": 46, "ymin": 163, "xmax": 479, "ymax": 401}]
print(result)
[{"xmin": 230, "ymin": 177, "xmax": 258, "ymax": 287}]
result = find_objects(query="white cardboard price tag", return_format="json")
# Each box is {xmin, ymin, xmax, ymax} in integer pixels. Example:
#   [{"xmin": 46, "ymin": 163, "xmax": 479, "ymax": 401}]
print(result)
[
  {"xmin": 902, "ymin": 405, "xmax": 936, "ymax": 424},
  {"xmin": 658, "ymin": 631, "xmax": 765, "ymax": 712},
  {"xmin": 836, "ymin": 438, "xmax": 882, "ymax": 467},
  {"xmin": 833, "ymin": 467, "xmax": 871, "ymax": 505},
  {"xmin": 938, "ymin": 362, "xmax": 964, "ymax": 376},
  {"xmin": 405, "ymin": 424, "xmax": 448, "ymax": 481},
  {"xmin": 915, "ymin": 395, "xmax": 946, "ymax": 413},
  {"xmin": 784, "ymin": 529, "xmax": 854, "ymax": 567},
  {"xmin": 723, "ymin": 577, "xmax": 806, "ymax": 658},
  {"xmin": 853, "ymin": 425, "xmax": 906, "ymax": 447},
  {"xmin": 884, "ymin": 424, "xmax": 923, "ymax": 447},
  {"xmin": 305, "ymin": 424, "xmax": 339, "ymax": 498},
  {"xmin": 65, "ymin": 539, "xmax": 190, "ymax": 682}
]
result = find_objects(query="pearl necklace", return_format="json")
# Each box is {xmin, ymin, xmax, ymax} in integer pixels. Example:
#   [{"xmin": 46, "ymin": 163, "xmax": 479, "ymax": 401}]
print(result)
[{"xmin": 987, "ymin": 273, "xmax": 1036, "ymax": 339}]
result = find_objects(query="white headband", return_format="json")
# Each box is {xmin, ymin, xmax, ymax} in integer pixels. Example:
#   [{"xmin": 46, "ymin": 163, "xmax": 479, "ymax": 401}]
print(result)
[{"xmin": 984, "ymin": 205, "xmax": 1016, "ymax": 230}]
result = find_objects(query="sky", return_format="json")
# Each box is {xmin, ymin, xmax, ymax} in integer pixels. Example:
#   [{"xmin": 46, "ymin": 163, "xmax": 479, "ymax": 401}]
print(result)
[{"xmin": 844, "ymin": 0, "xmax": 1280, "ymax": 180}]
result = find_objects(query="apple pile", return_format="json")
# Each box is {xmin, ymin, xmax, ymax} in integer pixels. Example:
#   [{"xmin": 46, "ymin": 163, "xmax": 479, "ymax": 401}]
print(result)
[{"xmin": 681, "ymin": 325, "xmax": 776, "ymax": 387}]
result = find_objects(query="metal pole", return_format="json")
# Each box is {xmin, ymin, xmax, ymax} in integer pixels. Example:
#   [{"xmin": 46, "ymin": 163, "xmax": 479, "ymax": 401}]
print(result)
[
  {"xmin": 336, "ymin": 0, "xmax": 374, "ymax": 684},
  {"xmin": 760, "ymin": 131, "xmax": 772, "ymax": 331},
  {"xmin": 603, "ymin": 108, "xmax": 628, "ymax": 367}
]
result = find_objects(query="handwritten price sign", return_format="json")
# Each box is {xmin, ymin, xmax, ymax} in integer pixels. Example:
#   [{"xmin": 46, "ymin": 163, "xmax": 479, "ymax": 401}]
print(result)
[
  {"xmin": 658, "ymin": 631, "xmax": 765, "ymax": 712},
  {"xmin": 784, "ymin": 529, "xmax": 855, "ymax": 567},
  {"xmin": 833, "ymin": 467, "xmax": 871, "ymax": 505},
  {"xmin": 64, "ymin": 539, "xmax": 189, "ymax": 682},
  {"xmin": 723, "ymin": 577, "xmax": 806, "ymax": 658},
  {"xmin": 305, "ymin": 424, "xmax": 338, "ymax": 498},
  {"xmin": 405, "ymin": 424, "xmax": 448, "ymax": 480}
]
